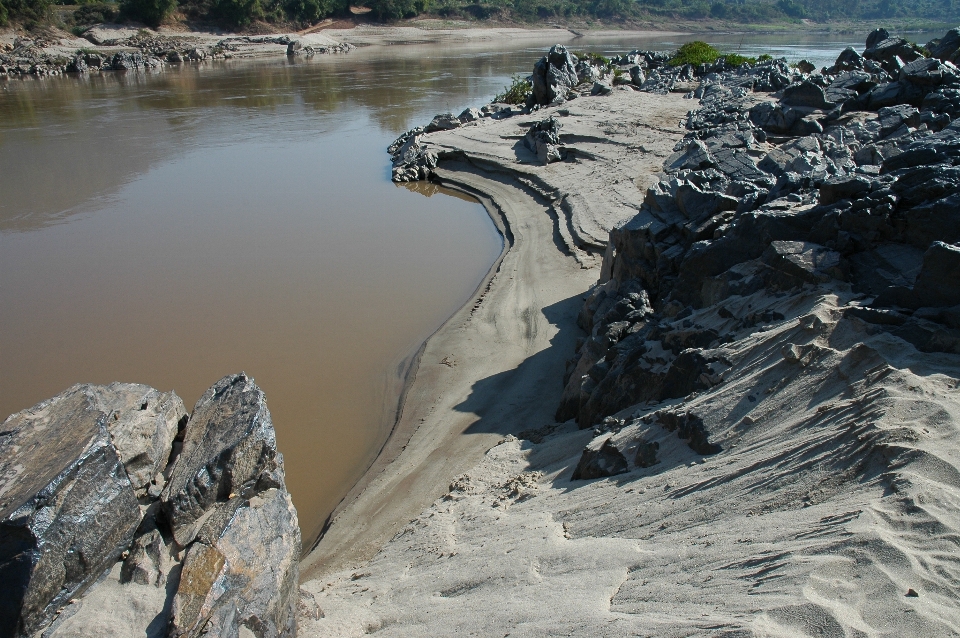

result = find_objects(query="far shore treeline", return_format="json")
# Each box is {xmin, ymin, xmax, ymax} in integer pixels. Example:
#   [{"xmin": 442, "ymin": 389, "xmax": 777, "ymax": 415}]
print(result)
[{"xmin": 2, "ymin": 0, "xmax": 960, "ymax": 42}]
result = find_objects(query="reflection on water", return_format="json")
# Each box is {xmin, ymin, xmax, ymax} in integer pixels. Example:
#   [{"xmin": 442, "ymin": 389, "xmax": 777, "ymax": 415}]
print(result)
[{"xmin": 0, "ymin": 32, "xmax": 867, "ymax": 545}]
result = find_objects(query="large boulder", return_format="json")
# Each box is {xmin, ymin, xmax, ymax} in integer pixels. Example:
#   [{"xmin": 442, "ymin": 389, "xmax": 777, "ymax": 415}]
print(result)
[
  {"xmin": 524, "ymin": 116, "xmax": 566, "ymax": 164},
  {"xmin": 912, "ymin": 242, "xmax": 960, "ymax": 308},
  {"xmin": 0, "ymin": 384, "xmax": 184, "ymax": 638},
  {"xmin": 926, "ymin": 27, "xmax": 960, "ymax": 64},
  {"xmin": 781, "ymin": 81, "xmax": 832, "ymax": 109},
  {"xmin": 160, "ymin": 373, "xmax": 285, "ymax": 547},
  {"xmin": 531, "ymin": 45, "xmax": 579, "ymax": 106},
  {"xmin": 168, "ymin": 488, "xmax": 300, "ymax": 638}
]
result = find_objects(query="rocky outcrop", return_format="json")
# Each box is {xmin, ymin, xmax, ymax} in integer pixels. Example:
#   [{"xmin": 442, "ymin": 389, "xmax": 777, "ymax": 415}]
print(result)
[
  {"xmin": 0, "ymin": 374, "xmax": 300, "ymax": 638},
  {"xmin": 531, "ymin": 45, "xmax": 579, "ymax": 106},
  {"xmin": 0, "ymin": 31, "xmax": 351, "ymax": 78},
  {"xmin": 561, "ymin": 27, "xmax": 960, "ymax": 441},
  {"xmin": 0, "ymin": 384, "xmax": 184, "ymax": 638}
]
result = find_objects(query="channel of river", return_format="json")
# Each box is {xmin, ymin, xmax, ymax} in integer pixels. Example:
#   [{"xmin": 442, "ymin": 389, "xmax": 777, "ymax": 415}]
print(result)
[{"xmin": 0, "ymin": 31, "xmax": 874, "ymax": 546}]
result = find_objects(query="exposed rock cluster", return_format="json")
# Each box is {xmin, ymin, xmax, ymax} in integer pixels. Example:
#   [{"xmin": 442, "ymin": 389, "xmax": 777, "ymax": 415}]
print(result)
[
  {"xmin": 0, "ymin": 373, "xmax": 300, "ymax": 638},
  {"xmin": 0, "ymin": 31, "xmax": 352, "ymax": 77},
  {"xmin": 559, "ymin": 29, "xmax": 960, "ymax": 479}
]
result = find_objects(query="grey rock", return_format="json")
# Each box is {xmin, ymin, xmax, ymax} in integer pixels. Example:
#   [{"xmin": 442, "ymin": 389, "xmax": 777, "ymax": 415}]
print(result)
[
  {"xmin": 927, "ymin": 27, "xmax": 960, "ymax": 63},
  {"xmin": 819, "ymin": 175, "xmax": 872, "ymax": 204},
  {"xmin": 168, "ymin": 488, "xmax": 300, "ymax": 638},
  {"xmin": 111, "ymin": 51, "xmax": 145, "ymax": 70},
  {"xmin": 160, "ymin": 373, "xmax": 284, "ymax": 547},
  {"xmin": 763, "ymin": 241, "xmax": 845, "ymax": 284},
  {"xmin": 524, "ymin": 116, "xmax": 566, "ymax": 164},
  {"xmin": 664, "ymin": 140, "xmax": 714, "ymax": 172},
  {"xmin": 532, "ymin": 45, "xmax": 579, "ymax": 106},
  {"xmin": 67, "ymin": 54, "xmax": 87, "ymax": 73},
  {"xmin": 651, "ymin": 409, "xmax": 721, "ymax": 455},
  {"xmin": 781, "ymin": 81, "xmax": 832, "ymax": 109},
  {"xmin": 634, "ymin": 440, "xmax": 660, "ymax": 468},
  {"xmin": 186, "ymin": 48, "xmax": 205, "ymax": 61},
  {"xmin": 749, "ymin": 101, "xmax": 798, "ymax": 133},
  {"xmin": 675, "ymin": 183, "xmax": 738, "ymax": 222},
  {"xmin": 458, "ymin": 107, "xmax": 482, "ymax": 123},
  {"xmin": 591, "ymin": 81, "xmax": 613, "ymax": 96},
  {"xmin": 90, "ymin": 383, "xmax": 186, "ymax": 492},
  {"xmin": 828, "ymin": 47, "xmax": 864, "ymax": 74},
  {"xmin": 866, "ymin": 28, "xmax": 890, "ymax": 50},
  {"xmin": 899, "ymin": 57, "xmax": 960, "ymax": 87},
  {"xmin": 571, "ymin": 438, "xmax": 628, "ymax": 480},
  {"xmin": 424, "ymin": 113, "xmax": 461, "ymax": 133},
  {"xmin": 0, "ymin": 387, "xmax": 142, "ymax": 637},
  {"xmin": 912, "ymin": 241, "xmax": 960, "ymax": 308},
  {"xmin": 167, "ymin": 50, "xmax": 182, "ymax": 64},
  {"xmin": 877, "ymin": 104, "xmax": 920, "ymax": 137}
]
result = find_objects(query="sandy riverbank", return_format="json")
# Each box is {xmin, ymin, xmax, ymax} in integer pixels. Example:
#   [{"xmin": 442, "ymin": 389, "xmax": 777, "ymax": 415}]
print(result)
[{"xmin": 298, "ymin": 88, "xmax": 694, "ymax": 598}]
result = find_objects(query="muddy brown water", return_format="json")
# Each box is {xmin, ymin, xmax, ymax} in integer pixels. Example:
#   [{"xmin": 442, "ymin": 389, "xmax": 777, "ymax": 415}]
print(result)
[{"xmin": 0, "ymin": 33, "xmax": 876, "ymax": 546}]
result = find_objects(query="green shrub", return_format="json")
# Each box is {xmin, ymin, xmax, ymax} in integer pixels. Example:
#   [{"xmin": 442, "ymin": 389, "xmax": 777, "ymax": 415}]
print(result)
[
  {"xmin": 721, "ymin": 53, "xmax": 757, "ymax": 66},
  {"xmin": 1, "ymin": 0, "xmax": 50, "ymax": 24},
  {"xmin": 285, "ymin": 0, "xmax": 346, "ymax": 22},
  {"xmin": 668, "ymin": 41, "xmax": 722, "ymax": 66},
  {"xmin": 573, "ymin": 50, "xmax": 611, "ymax": 66},
  {"xmin": 73, "ymin": 1, "xmax": 118, "ymax": 24},
  {"xmin": 757, "ymin": 53, "xmax": 774, "ymax": 62},
  {"xmin": 366, "ymin": 0, "xmax": 430, "ymax": 20},
  {"xmin": 495, "ymin": 74, "xmax": 532, "ymax": 104},
  {"xmin": 120, "ymin": 0, "xmax": 175, "ymax": 26}
]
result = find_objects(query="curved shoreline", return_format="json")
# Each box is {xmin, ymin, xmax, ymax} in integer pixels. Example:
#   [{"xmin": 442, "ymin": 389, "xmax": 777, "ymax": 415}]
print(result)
[
  {"xmin": 300, "ymin": 90, "xmax": 694, "ymax": 580},
  {"xmin": 300, "ymin": 159, "xmax": 595, "ymax": 578},
  {"xmin": 302, "ymin": 176, "xmax": 513, "ymax": 556}
]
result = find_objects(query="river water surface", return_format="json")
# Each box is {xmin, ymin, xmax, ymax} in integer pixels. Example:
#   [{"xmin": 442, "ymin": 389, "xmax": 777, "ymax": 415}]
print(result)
[{"xmin": 0, "ymin": 31, "xmax": 881, "ymax": 545}]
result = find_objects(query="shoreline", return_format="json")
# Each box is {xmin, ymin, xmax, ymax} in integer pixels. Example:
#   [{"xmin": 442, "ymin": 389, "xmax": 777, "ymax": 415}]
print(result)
[
  {"xmin": 300, "ymin": 89, "xmax": 693, "ymax": 579},
  {"xmin": 302, "ymin": 178, "xmax": 512, "ymax": 555},
  {"xmin": 299, "ymin": 162, "xmax": 597, "ymax": 578}
]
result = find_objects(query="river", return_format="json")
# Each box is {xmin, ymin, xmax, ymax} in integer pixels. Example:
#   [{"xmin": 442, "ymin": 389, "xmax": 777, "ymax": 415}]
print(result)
[{"xmin": 0, "ymin": 30, "xmax": 884, "ymax": 545}]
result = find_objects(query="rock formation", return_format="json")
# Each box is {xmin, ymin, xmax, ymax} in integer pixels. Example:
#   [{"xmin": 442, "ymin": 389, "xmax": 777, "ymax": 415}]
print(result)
[{"xmin": 0, "ymin": 374, "xmax": 300, "ymax": 638}]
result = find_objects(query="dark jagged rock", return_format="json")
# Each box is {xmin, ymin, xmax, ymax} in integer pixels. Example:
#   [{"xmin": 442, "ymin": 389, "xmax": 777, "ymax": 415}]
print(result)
[
  {"xmin": 782, "ymin": 81, "xmax": 832, "ymax": 109},
  {"xmin": 425, "ymin": 113, "xmax": 462, "ymax": 133},
  {"xmin": 558, "ymin": 26, "xmax": 960, "ymax": 433},
  {"xmin": 160, "ymin": 373, "xmax": 284, "ymax": 547},
  {"xmin": 524, "ymin": 116, "xmax": 566, "ymax": 164},
  {"xmin": 1, "ymin": 375, "xmax": 301, "ymax": 638},
  {"xmin": 0, "ymin": 384, "xmax": 184, "ymax": 638},
  {"xmin": 648, "ymin": 410, "xmax": 721, "ymax": 455},
  {"xmin": 168, "ymin": 487, "xmax": 299, "ymax": 638},
  {"xmin": 927, "ymin": 28, "xmax": 960, "ymax": 64},
  {"xmin": 571, "ymin": 438, "xmax": 628, "ymax": 480},
  {"xmin": 531, "ymin": 45, "xmax": 579, "ymax": 106}
]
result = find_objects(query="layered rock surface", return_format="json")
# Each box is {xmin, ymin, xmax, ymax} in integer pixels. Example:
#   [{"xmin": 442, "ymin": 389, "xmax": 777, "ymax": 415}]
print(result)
[{"xmin": 0, "ymin": 374, "xmax": 299, "ymax": 638}]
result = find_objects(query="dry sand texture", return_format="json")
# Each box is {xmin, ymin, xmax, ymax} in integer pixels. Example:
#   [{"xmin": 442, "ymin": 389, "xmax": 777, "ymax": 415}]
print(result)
[{"xmin": 300, "ymin": 88, "xmax": 960, "ymax": 636}]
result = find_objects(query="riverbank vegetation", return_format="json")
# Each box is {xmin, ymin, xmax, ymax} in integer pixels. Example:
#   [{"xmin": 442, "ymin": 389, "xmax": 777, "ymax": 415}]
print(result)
[{"xmin": 2, "ymin": 0, "xmax": 960, "ymax": 35}]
